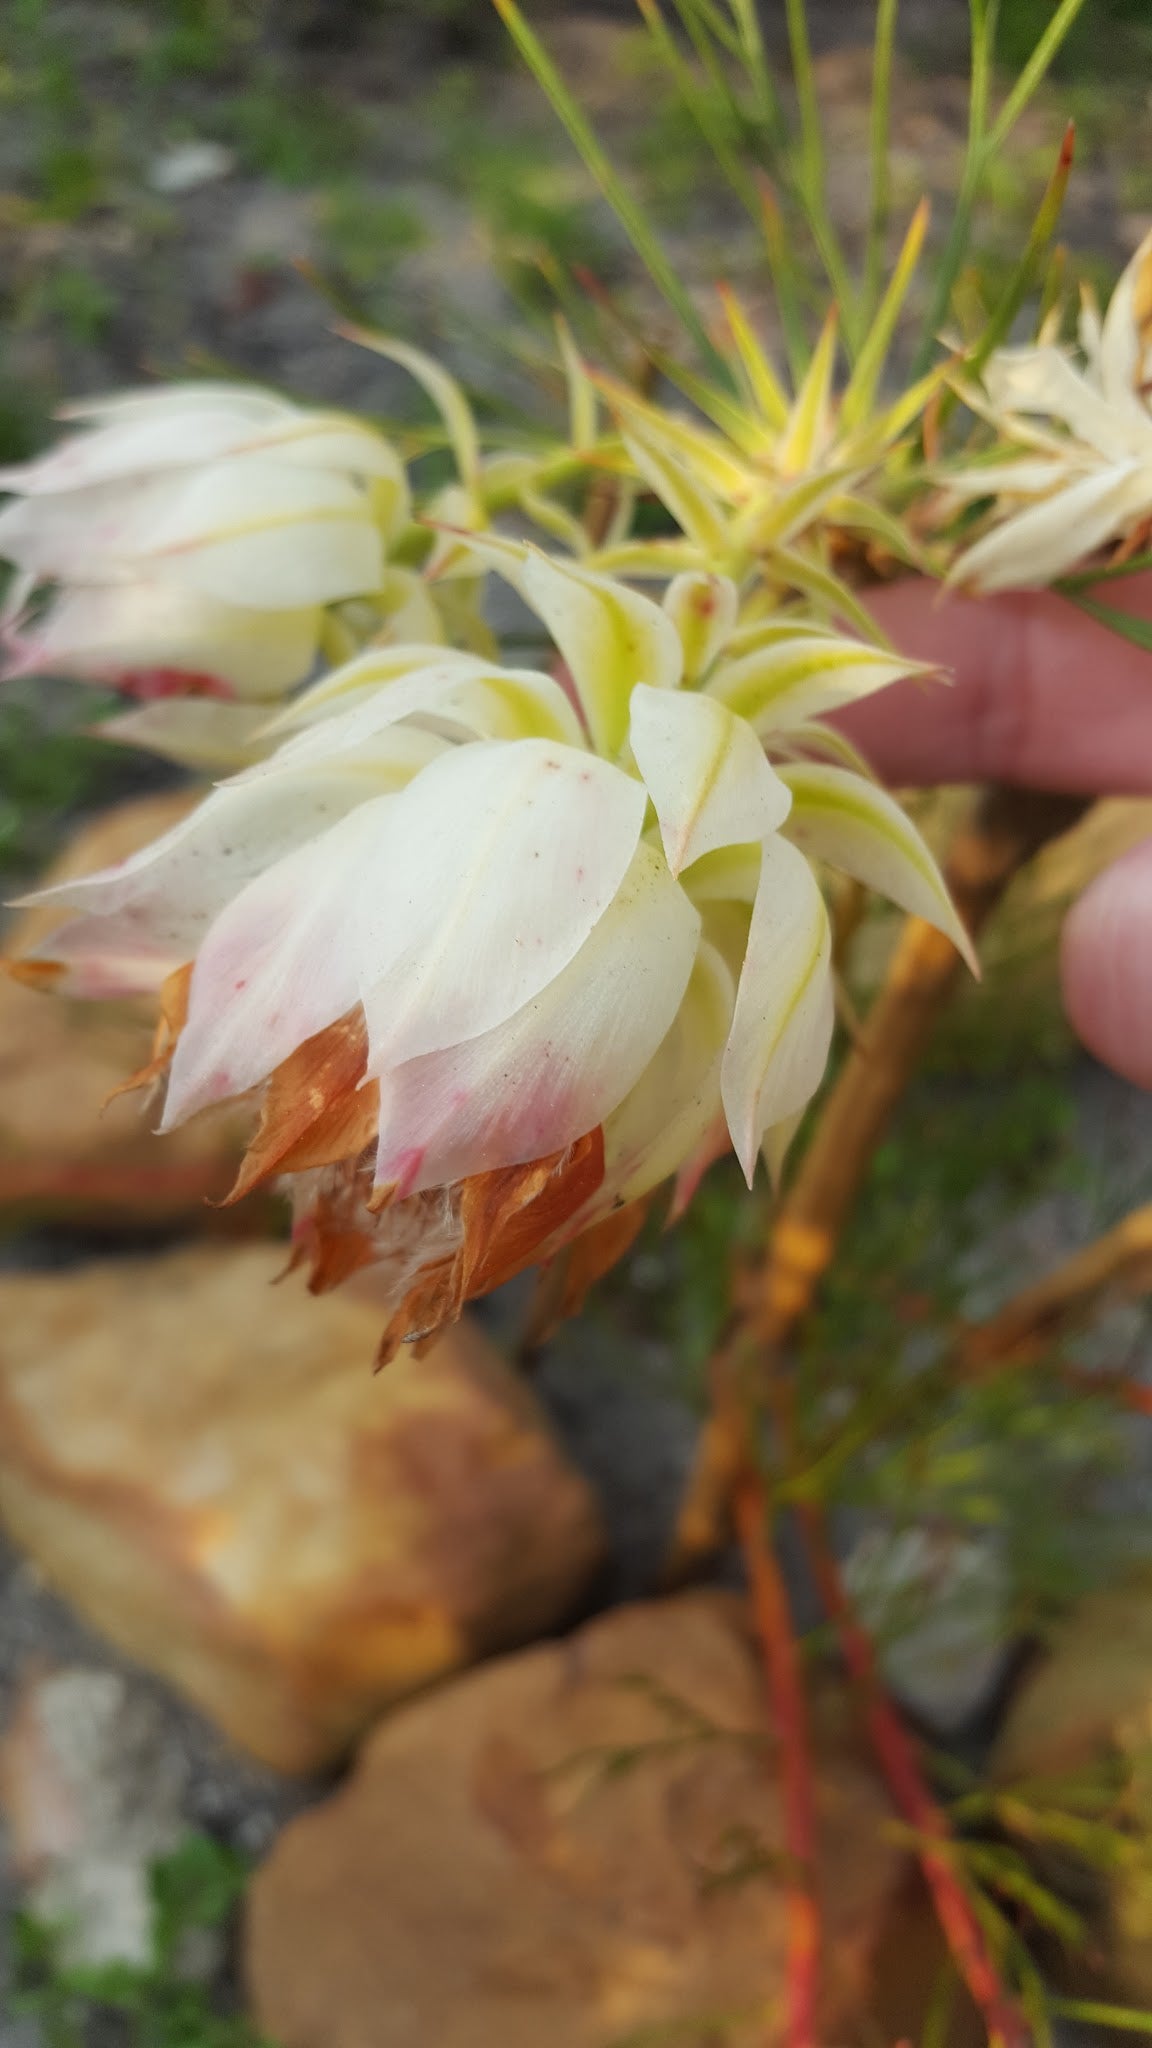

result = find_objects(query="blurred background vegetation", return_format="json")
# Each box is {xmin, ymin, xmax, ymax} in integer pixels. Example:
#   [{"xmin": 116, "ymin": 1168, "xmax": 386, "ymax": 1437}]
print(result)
[{"xmin": 2, "ymin": 15, "xmax": 1152, "ymax": 2035}]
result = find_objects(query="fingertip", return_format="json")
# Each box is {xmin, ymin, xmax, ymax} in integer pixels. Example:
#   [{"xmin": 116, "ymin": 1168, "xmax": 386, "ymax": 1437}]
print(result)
[{"xmin": 1061, "ymin": 837, "xmax": 1152, "ymax": 1091}]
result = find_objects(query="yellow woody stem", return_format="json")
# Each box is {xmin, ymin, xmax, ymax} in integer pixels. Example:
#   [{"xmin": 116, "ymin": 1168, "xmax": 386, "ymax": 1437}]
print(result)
[{"xmin": 666, "ymin": 781, "xmax": 1092, "ymax": 1583}]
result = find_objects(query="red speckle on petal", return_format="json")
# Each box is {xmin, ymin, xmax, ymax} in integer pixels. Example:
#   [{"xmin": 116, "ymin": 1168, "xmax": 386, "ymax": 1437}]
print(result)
[
  {"xmin": 117, "ymin": 667, "xmax": 236, "ymax": 702},
  {"xmin": 234, "ymin": 978, "xmax": 248, "ymax": 992}
]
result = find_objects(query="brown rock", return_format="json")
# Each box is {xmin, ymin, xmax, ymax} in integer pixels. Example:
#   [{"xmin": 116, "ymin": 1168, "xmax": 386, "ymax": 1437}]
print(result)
[
  {"xmin": 246, "ymin": 1590, "xmax": 905, "ymax": 2048},
  {"xmin": 993, "ymin": 1573, "xmax": 1152, "ymax": 2006},
  {"xmin": 1, "ymin": 794, "xmax": 245, "ymax": 1223},
  {"xmin": 0, "ymin": 1246, "xmax": 604, "ymax": 1772}
]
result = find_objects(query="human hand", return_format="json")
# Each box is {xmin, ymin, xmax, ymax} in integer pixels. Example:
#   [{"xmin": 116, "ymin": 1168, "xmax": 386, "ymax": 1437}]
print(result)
[{"xmin": 835, "ymin": 577, "xmax": 1152, "ymax": 1090}]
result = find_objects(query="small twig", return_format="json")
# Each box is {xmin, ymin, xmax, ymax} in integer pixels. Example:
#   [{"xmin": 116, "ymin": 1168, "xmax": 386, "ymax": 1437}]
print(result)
[
  {"xmin": 666, "ymin": 784, "xmax": 1092, "ymax": 1583},
  {"xmin": 731, "ymin": 1411, "xmax": 821, "ymax": 2048},
  {"xmin": 960, "ymin": 1203, "xmax": 1152, "ymax": 1376},
  {"xmin": 796, "ymin": 1500, "xmax": 1030, "ymax": 2048}
]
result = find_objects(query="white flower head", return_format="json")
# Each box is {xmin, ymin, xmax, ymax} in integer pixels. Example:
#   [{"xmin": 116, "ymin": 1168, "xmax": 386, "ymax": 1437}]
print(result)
[
  {"xmin": 12, "ymin": 548, "xmax": 970, "ymax": 1359},
  {"xmin": 949, "ymin": 232, "xmax": 1152, "ymax": 590},
  {"xmin": 0, "ymin": 383, "xmax": 411, "ymax": 739}
]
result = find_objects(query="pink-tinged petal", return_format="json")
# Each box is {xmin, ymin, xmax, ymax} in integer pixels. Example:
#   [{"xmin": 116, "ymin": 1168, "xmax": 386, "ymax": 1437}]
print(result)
[
  {"xmin": 358, "ymin": 737, "xmax": 647, "ymax": 1068},
  {"xmin": 778, "ymin": 762, "xmax": 978, "ymax": 972},
  {"xmin": 0, "ymin": 386, "xmax": 404, "ymax": 493},
  {"xmin": 162, "ymin": 797, "xmax": 397, "ymax": 1126},
  {"xmin": 18, "ymin": 752, "xmax": 436, "ymax": 971},
  {"xmin": 0, "ymin": 395, "xmax": 289, "ymax": 499},
  {"xmin": 951, "ymin": 463, "xmax": 1152, "ymax": 591},
  {"xmin": 2, "ymin": 580, "xmax": 320, "ymax": 700},
  {"xmin": 0, "ymin": 476, "xmax": 174, "ymax": 583},
  {"xmin": 601, "ymin": 939, "xmax": 735, "ymax": 1204},
  {"xmin": 629, "ymin": 684, "xmax": 791, "ymax": 876},
  {"xmin": 140, "ymin": 456, "xmax": 384, "ymax": 608},
  {"xmin": 721, "ymin": 835, "xmax": 834, "ymax": 1184},
  {"xmin": 373, "ymin": 840, "xmax": 700, "ymax": 1194}
]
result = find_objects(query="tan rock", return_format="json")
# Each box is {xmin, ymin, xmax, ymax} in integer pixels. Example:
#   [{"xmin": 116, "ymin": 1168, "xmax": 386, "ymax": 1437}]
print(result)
[
  {"xmin": 993, "ymin": 1573, "xmax": 1152, "ymax": 2006},
  {"xmin": 246, "ymin": 1590, "xmax": 906, "ymax": 2048},
  {"xmin": 0, "ymin": 1246, "xmax": 604, "ymax": 1772},
  {"xmin": 1, "ymin": 794, "xmax": 245, "ymax": 1223}
]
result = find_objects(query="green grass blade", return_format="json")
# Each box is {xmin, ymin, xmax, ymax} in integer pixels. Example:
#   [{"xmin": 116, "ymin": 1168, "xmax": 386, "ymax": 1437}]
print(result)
[
  {"xmin": 647, "ymin": 340, "xmax": 766, "ymax": 450},
  {"xmin": 1064, "ymin": 591, "xmax": 1152, "ymax": 654},
  {"xmin": 986, "ymin": 0, "xmax": 1092, "ymax": 155},
  {"xmin": 967, "ymin": 121, "xmax": 1074, "ymax": 379},
  {"xmin": 930, "ymin": 118, "xmax": 1074, "ymax": 440},
  {"xmin": 1048, "ymin": 2001, "xmax": 1152, "ymax": 2036},
  {"xmin": 841, "ymin": 196, "xmax": 929, "ymax": 430},
  {"xmin": 911, "ymin": 0, "xmax": 998, "ymax": 377},
  {"xmin": 864, "ymin": 0, "xmax": 899, "ymax": 317},
  {"xmin": 784, "ymin": 0, "xmax": 823, "ymax": 198},
  {"xmin": 758, "ymin": 180, "xmax": 810, "ymax": 388},
  {"xmin": 1059, "ymin": 550, "xmax": 1152, "ymax": 590},
  {"xmin": 724, "ymin": 0, "xmax": 789, "ymax": 151},
  {"xmin": 717, "ymin": 283, "xmax": 791, "ymax": 429},
  {"xmin": 491, "ymin": 0, "xmax": 725, "ymax": 372},
  {"xmin": 645, "ymin": 0, "xmax": 766, "ymax": 224}
]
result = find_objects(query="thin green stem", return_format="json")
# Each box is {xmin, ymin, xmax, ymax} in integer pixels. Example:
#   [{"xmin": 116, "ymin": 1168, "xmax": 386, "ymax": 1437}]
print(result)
[
  {"xmin": 915, "ymin": 0, "xmax": 1092, "ymax": 378},
  {"xmin": 724, "ymin": 0, "xmax": 789, "ymax": 152},
  {"xmin": 492, "ymin": 0, "xmax": 726, "ymax": 374},
  {"xmin": 784, "ymin": 0, "xmax": 823, "ymax": 199},
  {"xmin": 911, "ymin": 0, "xmax": 999, "ymax": 377},
  {"xmin": 986, "ymin": 0, "xmax": 1091, "ymax": 154},
  {"xmin": 864, "ymin": 0, "xmax": 899, "ymax": 317}
]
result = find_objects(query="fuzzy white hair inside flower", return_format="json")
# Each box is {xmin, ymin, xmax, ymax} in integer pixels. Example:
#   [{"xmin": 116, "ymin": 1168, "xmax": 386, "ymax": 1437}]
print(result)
[{"xmin": 9, "ymin": 543, "xmax": 973, "ymax": 1358}]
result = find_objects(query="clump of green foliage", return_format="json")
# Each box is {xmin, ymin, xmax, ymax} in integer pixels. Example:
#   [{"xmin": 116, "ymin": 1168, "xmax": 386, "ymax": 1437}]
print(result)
[
  {"xmin": 11, "ymin": 1833, "xmax": 271, "ymax": 2048},
  {"xmin": 0, "ymin": 701, "xmax": 132, "ymax": 879}
]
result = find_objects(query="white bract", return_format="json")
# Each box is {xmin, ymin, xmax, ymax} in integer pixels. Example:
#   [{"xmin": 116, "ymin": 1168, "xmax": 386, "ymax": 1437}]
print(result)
[
  {"xmin": 949, "ymin": 232, "xmax": 1152, "ymax": 590},
  {"xmin": 15, "ymin": 543, "xmax": 971, "ymax": 1350},
  {"xmin": 0, "ymin": 383, "xmax": 410, "ymax": 709}
]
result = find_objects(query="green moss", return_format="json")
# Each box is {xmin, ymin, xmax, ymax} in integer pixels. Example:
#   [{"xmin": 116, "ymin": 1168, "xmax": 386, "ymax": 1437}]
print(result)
[{"xmin": 12, "ymin": 1833, "xmax": 271, "ymax": 2048}]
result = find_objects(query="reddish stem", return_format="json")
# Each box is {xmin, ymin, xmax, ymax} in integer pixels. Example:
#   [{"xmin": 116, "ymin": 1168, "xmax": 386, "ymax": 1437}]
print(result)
[
  {"xmin": 733, "ymin": 1456, "xmax": 821, "ymax": 2048},
  {"xmin": 797, "ymin": 1500, "xmax": 1030, "ymax": 2048}
]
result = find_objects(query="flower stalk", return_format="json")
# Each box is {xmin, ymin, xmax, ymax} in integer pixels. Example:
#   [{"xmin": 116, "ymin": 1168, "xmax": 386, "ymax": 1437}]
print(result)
[{"xmin": 667, "ymin": 781, "xmax": 1092, "ymax": 1578}]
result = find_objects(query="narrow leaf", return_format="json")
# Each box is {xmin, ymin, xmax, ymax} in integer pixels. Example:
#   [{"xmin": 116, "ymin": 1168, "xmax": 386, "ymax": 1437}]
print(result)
[
  {"xmin": 1065, "ymin": 590, "xmax": 1152, "ymax": 654},
  {"xmin": 778, "ymin": 761, "xmax": 978, "ymax": 970},
  {"xmin": 779, "ymin": 308, "xmax": 838, "ymax": 474},
  {"xmin": 337, "ymin": 326, "xmax": 480, "ymax": 493},
  {"xmin": 864, "ymin": 0, "xmax": 899, "ymax": 316},
  {"xmin": 841, "ymin": 198, "xmax": 930, "ymax": 431},
  {"xmin": 986, "ymin": 0, "xmax": 1092, "ymax": 155},
  {"xmin": 718, "ymin": 283, "xmax": 791, "ymax": 431},
  {"xmin": 492, "ymin": 0, "xmax": 726, "ymax": 372}
]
